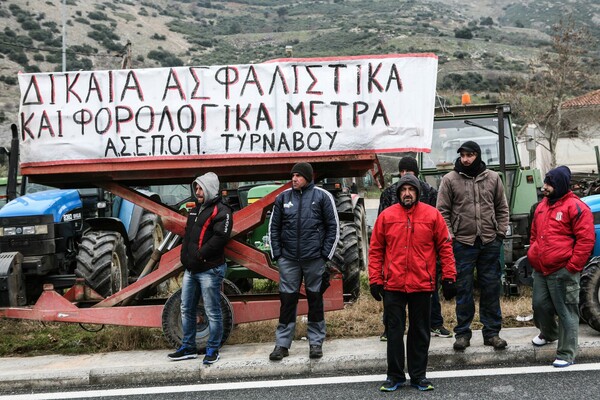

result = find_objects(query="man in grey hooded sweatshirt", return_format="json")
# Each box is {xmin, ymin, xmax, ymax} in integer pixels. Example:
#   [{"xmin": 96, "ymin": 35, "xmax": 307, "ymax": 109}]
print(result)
[{"xmin": 168, "ymin": 172, "xmax": 233, "ymax": 364}]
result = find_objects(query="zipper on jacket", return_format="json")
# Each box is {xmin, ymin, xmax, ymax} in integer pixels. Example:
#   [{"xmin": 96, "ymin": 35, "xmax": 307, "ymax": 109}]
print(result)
[{"xmin": 296, "ymin": 188, "xmax": 303, "ymax": 260}]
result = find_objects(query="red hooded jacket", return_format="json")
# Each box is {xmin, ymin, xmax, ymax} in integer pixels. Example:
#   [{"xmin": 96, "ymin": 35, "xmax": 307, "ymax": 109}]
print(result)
[
  {"xmin": 528, "ymin": 191, "xmax": 595, "ymax": 275},
  {"xmin": 368, "ymin": 201, "xmax": 456, "ymax": 292}
]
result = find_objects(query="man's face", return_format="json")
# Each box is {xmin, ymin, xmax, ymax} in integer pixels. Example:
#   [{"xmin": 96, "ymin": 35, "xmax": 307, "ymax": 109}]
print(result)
[
  {"xmin": 542, "ymin": 183, "xmax": 554, "ymax": 198},
  {"xmin": 291, "ymin": 173, "xmax": 308, "ymax": 190},
  {"xmin": 399, "ymin": 170, "xmax": 415, "ymax": 177},
  {"xmin": 399, "ymin": 184, "xmax": 418, "ymax": 207},
  {"xmin": 194, "ymin": 183, "xmax": 205, "ymax": 203},
  {"xmin": 459, "ymin": 151, "xmax": 477, "ymax": 166}
]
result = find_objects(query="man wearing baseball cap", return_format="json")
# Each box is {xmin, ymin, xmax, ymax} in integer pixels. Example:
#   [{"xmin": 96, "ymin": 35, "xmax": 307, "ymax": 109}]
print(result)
[
  {"xmin": 268, "ymin": 162, "xmax": 340, "ymax": 361},
  {"xmin": 437, "ymin": 141, "xmax": 510, "ymax": 351}
]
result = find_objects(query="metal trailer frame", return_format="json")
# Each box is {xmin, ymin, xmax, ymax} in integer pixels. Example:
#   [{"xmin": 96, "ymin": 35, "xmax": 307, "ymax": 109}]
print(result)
[{"xmin": 0, "ymin": 153, "xmax": 382, "ymax": 330}]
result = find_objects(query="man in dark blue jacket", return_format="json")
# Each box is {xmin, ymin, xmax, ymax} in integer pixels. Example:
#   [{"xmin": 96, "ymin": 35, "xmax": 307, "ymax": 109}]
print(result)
[
  {"xmin": 168, "ymin": 172, "xmax": 233, "ymax": 364},
  {"xmin": 268, "ymin": 162, "xmax": 340, "ymax": 360}
]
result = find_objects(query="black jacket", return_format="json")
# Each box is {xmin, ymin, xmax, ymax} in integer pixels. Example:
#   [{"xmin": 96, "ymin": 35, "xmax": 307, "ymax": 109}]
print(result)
[
  {"xmin": 378, "ymin": 179, "xmax": 437, "ymax": 215},
  {"xmin": 269, "ymin": 182, "xmax": 339, "ymax": 261},
  {"xmin": 180, "ymin": 197, "xmax": 233, "ymax": 273}
]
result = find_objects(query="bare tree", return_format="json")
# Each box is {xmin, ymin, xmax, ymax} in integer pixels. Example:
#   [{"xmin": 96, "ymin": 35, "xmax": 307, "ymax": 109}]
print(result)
[{"xmin": 508, "ymin": 17, "xmax": 595, "ymax": 168}]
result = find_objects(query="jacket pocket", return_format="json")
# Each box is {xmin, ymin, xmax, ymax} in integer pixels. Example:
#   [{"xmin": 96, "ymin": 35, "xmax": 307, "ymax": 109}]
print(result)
[{"xmin": 450, "ymin": 214, "xmax": 461, "ymax": 235}]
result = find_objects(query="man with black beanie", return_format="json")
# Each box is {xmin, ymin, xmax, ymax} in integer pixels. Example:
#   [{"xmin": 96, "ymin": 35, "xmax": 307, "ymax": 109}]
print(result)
[
  {"xmin": 268, "ymin": 162, "xmax": 340, "ymax": 361},
  {"xmin": 437, "ymin": 140, "xmax": 510, "ymax": 351},
  {"xmin": 369, "ymin": 174, "xmax": 456, "ymax": 392},
  {"xmin": 528, "ymin": 165, "xmax": 594, "ymax": 367},
  {"xmin": 378, "ymin": 156, "xmax": 451, "ymax": 340}
]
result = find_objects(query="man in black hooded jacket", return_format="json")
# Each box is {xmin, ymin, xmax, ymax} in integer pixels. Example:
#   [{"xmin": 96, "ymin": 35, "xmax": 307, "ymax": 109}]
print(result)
[{"xmin": 168, "ymin": 172, "xmax": 233, "ymax": 365}]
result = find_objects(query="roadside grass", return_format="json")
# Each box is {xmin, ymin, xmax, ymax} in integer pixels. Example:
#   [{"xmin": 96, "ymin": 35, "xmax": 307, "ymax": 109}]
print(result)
[{"xmin": 0, "ymin": 273, "xmax": 535, "ymax": 357}]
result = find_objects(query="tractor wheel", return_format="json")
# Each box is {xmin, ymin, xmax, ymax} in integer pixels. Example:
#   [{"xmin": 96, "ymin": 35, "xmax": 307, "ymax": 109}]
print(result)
[
  {"xmin": 335, "ymin": 192, "xmax": 353, "ymax": 213},
  {"xmin": 131, "ymin": 211, "xmax": 164, "ymax": 277},
  {"xmin": 222, "ymin": 278, "xmax": 242, "ymax": 296},
  {"xmin": 332, "ymin": 222, "xmax": 361, "ymax": 302},
  {"xmin": 162, "ymin": 288, "xmax": 234, "ymax": 352},
  {"xmin": 354, "ymin": 202, "xmax": 369, "ymax": 270},
  {"xmin": 579, "ymin": 257, "xmax": 600, "ymax": 331},
  {"xmin": 75, "ymin": 231, "xmax": 128, "ymax": 298}
]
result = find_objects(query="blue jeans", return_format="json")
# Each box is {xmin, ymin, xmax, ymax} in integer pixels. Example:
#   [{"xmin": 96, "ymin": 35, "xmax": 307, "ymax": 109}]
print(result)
[
  {"xmin": 181, "ymin": 264, "xmax": 226, "ymax": 351},
  {"xmin": 453, "ymin": 237, "xmax": 503, "ymax": 340}
]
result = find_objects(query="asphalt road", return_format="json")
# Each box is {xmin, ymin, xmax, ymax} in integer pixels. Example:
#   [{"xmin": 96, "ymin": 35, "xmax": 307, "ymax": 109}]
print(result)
[{"xmin": 4, "ymin": 362, "xmax": 599, "ymax": 400}]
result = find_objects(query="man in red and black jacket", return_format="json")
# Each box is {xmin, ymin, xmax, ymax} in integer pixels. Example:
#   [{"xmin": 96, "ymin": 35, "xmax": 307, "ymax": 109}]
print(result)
[
  {"xmin": 528, "ymin": 165, "xmax": 594, "ymax": 368},
  {"xmin": 369, "ymin": 174, "xmax": 456, "ymax": 393},
  {"xmin": 168, "ymin": 171, "xmax": 233, "ymax": 365}
]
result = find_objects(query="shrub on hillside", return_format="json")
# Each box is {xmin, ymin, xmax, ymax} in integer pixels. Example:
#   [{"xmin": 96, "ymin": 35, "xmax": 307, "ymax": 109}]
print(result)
[
  {"xmin": 454, "ymin": 27, "xmax": 473, "ymax": 39},
  {"xmin": 147, "ymin": 49, "xmax": 184, "ymax": 67}
]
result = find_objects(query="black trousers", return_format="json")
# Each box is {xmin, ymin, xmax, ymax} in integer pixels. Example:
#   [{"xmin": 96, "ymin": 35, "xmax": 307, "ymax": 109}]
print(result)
[{"xmin": 384, "ymin": 290, "xmax": 432, "ymax": 382}]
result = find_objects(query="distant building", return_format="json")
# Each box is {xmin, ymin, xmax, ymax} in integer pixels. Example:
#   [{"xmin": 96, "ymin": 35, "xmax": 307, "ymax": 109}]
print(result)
[{"xmin": 518, "ymin": 89, "xmax": 600, "ymax": 176}]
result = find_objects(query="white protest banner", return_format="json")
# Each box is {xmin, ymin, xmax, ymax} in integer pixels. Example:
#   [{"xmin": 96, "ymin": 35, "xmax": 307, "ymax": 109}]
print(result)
[{"xmin": 18, "ymin": 54, "xmax": 437, "ymax": 166}]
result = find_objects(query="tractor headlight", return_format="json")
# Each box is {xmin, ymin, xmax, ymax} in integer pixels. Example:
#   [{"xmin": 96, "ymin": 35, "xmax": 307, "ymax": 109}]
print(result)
[
  {"xmin": 22, "ymin": 225, "xmax": 49, "ymax": 235},
  {"xmin": 0, "ymin": 225, "xmax": 48, "ymax": 236},
  {"xmin": 0, "ymin": 227, "xmax": 17, "ymax": 236}
]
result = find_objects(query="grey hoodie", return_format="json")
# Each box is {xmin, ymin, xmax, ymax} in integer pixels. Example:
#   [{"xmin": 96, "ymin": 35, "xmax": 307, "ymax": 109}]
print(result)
[{"xmin": 194, "ymin": 172, "xmax": 220, "ymax": 207}]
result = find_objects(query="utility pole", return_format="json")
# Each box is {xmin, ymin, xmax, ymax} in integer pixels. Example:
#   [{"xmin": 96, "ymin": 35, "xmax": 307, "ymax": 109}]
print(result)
[
  {"xmin": 121, "ymin": 40, "xmax": 132, "ymax": 69},
  {"xmin": 61, "ymin": 0, "xmax": 66, "ymax": 72}
]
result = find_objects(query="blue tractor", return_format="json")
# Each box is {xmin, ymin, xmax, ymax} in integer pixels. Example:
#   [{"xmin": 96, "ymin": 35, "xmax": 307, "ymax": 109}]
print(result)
[
  {"xmin": 0, "ymin": 184, "xmax": 164, "ymax": 305},
  {"xmin": 578, "ymin": 194, "xmax": 600, "ymax": 332}
]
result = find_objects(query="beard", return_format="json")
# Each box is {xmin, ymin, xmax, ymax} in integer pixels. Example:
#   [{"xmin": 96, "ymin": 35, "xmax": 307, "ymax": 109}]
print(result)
[{"xmin": 401, "ymin": 197, "xmax": 416, "ymax": 208}]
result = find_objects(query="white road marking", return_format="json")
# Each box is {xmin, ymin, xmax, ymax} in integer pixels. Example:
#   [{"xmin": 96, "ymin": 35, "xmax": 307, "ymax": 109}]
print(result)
[{"xmin": 2, "ymin": 362, "xmax": 600, "ymax": 399}]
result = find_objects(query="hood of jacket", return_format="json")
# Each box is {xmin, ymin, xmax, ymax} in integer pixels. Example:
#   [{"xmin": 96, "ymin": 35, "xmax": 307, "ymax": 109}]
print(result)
[
  {"xmin": 194, "ymin": 172, "xmax": 220, "ymax": 204},
  {"xmin": 544, "ymin": 165, "xmax": 571, "ymax": 203},
  {"xmin": 395, "ymin": 174, "xmax": 421, "ymax": 201}
]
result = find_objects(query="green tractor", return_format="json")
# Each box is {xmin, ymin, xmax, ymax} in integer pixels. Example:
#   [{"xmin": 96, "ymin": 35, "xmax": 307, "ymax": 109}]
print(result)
[{"xmin": 223, "ymin": 180, "xmax": 368, "ymax": 302}]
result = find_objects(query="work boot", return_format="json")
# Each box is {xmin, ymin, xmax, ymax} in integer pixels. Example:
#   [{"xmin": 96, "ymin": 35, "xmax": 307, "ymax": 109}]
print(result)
[
  {"xmin": 453, "ymin": 336, "xmax": 470, "ymax": 351},
  {"xmin": 309, "ymin": 344, "xmax": 323, "ymax": 359},
  {"xmin": 269, "ymin": 345, "xmax": 289, "ymax": 361},
  {"xmin": 484, "ymin": 335, "xmax": 508, "ymax": 350}
]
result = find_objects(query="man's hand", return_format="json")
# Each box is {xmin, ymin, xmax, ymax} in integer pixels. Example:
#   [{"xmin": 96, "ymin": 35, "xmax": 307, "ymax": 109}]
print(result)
[
  {"xmin": 442, "ymin": 279, "xmax": 457, "ymax": 300},
  {"xmin": 370, "ymin": 284, "xmax": 384, "ymax": 301}
]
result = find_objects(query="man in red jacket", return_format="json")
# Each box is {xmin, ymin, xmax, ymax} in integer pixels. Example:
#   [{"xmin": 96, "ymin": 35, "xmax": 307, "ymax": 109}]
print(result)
[
  {"xmin": 369, "ymin": 174, "xmax": 456, "ymax": 392},
  {"xmin": 528, "ymin": 165, "xmax": 594, "ymax": 368}
]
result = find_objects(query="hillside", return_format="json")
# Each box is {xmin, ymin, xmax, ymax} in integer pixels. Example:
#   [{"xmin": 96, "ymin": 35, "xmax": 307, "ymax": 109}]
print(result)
[{"xmin": 0, "ymin": 0, "xmax": 598, "ymax": 145}]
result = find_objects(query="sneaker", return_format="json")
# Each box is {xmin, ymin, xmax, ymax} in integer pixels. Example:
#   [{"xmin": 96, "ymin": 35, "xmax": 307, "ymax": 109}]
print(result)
[
  {"xmin": 203, "ymin": 348, "xmax": 219, "ymax": 365},
  {"xmin": 552, "ymin": 359, "xmax": 573, "ymax": 368},
  {"xmin": 453, "ymin": 336, "xmax": 470, "ymax": 351},
  {"xmin": 380, "ymin": 332, "xmax": 388, "ymax": 342},
  {"xmin": 269, "ymin": 345, "xmax": 289, "ymax": 361},
  {"xmin": 484, "ymin": 335, "xmax": 508, "ymax": 350},
  {"xmin": 380, "ymin": 377, "xmax": 404, "ymax": 392},
  {"xmin": 431, "ymin": 326, "xmax": 453, "ymax": 338},
  {"xmin": 411, "ymin": 378, "xmax": 434, "ymax": 391},
  {"xmin": 309, "ymin": 344, "xmax": 323, "ymax": 359},
  {"xmin": 532, "ymin": 333, "xmax": 554, "ymax": 347},
  {"xmin": 168, "ymin": 346, "xmax": 198, "ymax": 361}
]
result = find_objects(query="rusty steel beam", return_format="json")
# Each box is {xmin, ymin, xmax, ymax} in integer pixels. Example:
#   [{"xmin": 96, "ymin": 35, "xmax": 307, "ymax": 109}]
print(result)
[{"xmin": 0, "ymin": 278, "xmax": 344, "ymax": 326}]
